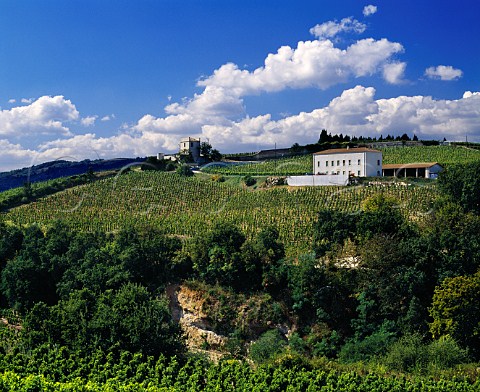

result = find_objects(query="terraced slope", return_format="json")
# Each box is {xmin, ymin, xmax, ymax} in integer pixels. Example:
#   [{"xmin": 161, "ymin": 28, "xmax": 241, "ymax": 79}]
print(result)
[
  {"xmin": 1, "ymin": 171, "xmax": 437, "ymax": 255},
  {"xmin": 203, "ymin": 145, "xmax": 480, "ymax": 176}
]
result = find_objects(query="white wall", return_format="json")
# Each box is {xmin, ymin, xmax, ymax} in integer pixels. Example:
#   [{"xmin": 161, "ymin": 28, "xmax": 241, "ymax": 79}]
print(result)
[
  {"xmin": 313, "ymin": 151, "xmax": 382, "ymax": 177},
  {"xmin": 287, "ymin": 174, "xmax": 349, "ymax": 186},
  {"xmin": 365, "ymin": 152, "xmax": 382, "ymax": 177}
]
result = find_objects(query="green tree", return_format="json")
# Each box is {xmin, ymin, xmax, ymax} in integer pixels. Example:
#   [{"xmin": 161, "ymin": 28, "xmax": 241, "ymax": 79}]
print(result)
[
  {"xmin": 25, "ymin": 284, "xmax": 185, "ymax": 357},
  {"xmin": 249, "ymin": 329, "xmax": 286, "ymax": 364},
  {"xmin": 357, "ymin": 194, "xmax": 408, "ymax": 240},
  {"xmin": 92, "ymin": 283, "xmax": 184, "ymax": 356},
  {"xmin": 115, "ymin": 227, "xmax": 181, "ymax": 290},
  {"xmin": 190, "ymin": 223, "xmax": 246, "ymax": 288},
  {"xmin": 240, "ymin": 227, "xmax": 286, "ymax": 292},
  {"xmin": 429, "ymin": 272, "xmax": 480, "ymax": 358},
  {"xmin": 176, "ymin": 164, "xmax": 194, "ymax": 177},
  {"xmin": 314, "ymin": 210, "xmax": 356, "ymax": 256},
  {"xmin": 426, "ymin": 202, "xmax": 480, "ymax": 281},
  {"xmin": 438, "ymin": 161, "xmax": 480, "ymax": 214}
]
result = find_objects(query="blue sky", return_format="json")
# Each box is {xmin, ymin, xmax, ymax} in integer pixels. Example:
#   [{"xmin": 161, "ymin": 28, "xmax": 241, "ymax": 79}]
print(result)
[{"xmin": 1, "ymin": 0, "xmax": 479, "ymax": 170}]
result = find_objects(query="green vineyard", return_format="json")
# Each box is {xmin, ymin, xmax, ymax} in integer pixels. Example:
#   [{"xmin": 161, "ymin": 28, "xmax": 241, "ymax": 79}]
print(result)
[
  {"xmin": 1, "ymin": 171, "xmax": 437, "ymax": 256},
  {"xmin": 205, "ymin": 145, "xmax": 480, "ymax": 176}
]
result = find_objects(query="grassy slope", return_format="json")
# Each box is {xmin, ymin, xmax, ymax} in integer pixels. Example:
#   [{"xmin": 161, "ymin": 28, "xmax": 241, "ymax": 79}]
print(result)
[
  {"xmin": 204, "ymin": 145, "xmax": 480, "ymax": 176},
  {"xmin": 6, "ymin": 145, "xmax": 477, "ymax": 255},
  {"xmin": 1, "ymin": 171, "xmax": 437, "ymax": 256}
]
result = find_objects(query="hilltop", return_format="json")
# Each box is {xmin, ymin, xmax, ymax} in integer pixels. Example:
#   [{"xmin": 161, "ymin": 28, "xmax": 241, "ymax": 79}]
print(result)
[{"xmin": 0, "ymin": 157, "xmax": 145, "ymax": 192}]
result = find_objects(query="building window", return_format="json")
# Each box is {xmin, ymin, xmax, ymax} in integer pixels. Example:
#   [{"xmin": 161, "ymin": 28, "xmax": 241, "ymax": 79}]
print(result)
[
  {"xmin": 358, "ymin": 170, "xmax": 361, "ymax": 176},
  {"xmin": 317, "ymin": 161, "xmax": 320, "ymax": 167},
  {"xmin": 377, "ymin": 170, "xmax": 380, "ymax": 176},
  {"xmin": 358, "ymin": 159, "xmax": 361, "ymax": 165},
  {"xmin": 342, "ymin": 171, "xmax": 345, "ymax": 175},
  {"xmin": 331, "ymin": 160, "xmax": 334, "ymax": 166},
  {"xmin": 326, "ymin": 161, "xmax": 328, "ymax": 167},
  {"xmin": 337, "ymin": 160, "xmax": 340, "ymax": 166},
  {"xmin": 377, "ymin": 160, "xmax": 380, "ymax": 166},
  {"xmin": 343, "ymin": 160, "xmax": 345, "ymax": 166},
  {"xmin": 348, "ymin": 160, "xmax": 351, "ymax": 165}
]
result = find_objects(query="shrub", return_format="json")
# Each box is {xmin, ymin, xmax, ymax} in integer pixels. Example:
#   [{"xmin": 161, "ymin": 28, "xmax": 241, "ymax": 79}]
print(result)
[
  {"xmin": 166, "ymin": 162, "xmax": 177, "ymax": 171},
  {"xmin": 338, "ymin": 328, "xmax": 396, "ymax": 363},
  {"xmin": 383, "ymin": 333, "xmax": 428, "ymax": 373},
  {"xmin": 211, "ymin": 174, "xmax": 225, "ymax": 183},
  {"xmin": 427, "ymin": 336, "xmax": 468, "ymax": 370},
  {"xmin": 249, "ymin": 329, "xmax": 286, "ymax": 364},
  {"xmin": 176, "ymin": 164, "xmax": 194, "ymax": 177},
  {"xmin": 243, "ymin": 175, "xmax": 256, "ymax": 187}
]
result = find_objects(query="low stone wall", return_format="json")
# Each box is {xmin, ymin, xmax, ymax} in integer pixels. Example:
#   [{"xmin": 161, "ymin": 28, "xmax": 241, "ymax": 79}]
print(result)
[{"xmin": 287, "ymin": 174, "xmax": 349, "ymax": 186}]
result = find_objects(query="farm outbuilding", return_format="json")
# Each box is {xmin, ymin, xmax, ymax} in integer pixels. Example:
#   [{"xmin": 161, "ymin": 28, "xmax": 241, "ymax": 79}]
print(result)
[{"xmin": 382, "ymin": 163, "xmax": 443, "ymax": 179}]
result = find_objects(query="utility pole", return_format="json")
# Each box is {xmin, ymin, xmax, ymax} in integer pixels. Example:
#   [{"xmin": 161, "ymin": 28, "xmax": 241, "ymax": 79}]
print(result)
[{"xmin": 274, "ymin": 142, "xmax": 277, "ymax": 172}]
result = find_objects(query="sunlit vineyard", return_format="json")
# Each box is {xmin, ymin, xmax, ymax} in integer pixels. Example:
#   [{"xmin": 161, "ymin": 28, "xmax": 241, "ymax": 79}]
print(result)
[
  {"xmin": 203, "ymin": 155, "xmax": 312, "ymax": 175},
  {"xmin": 1, "ymin": 171, "xmax": 437, "ymax": 255},
  {"xmin": 381, "ymin": 145, "xmax": 480, "ymax": 165},
  {"xmin": 204, "ymin": 145, "xmax": 480, "ymax": 175}
]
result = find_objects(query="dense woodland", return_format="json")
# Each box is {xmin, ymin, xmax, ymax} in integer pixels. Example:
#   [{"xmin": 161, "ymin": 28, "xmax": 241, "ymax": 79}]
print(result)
[{"xmin": 1, "ymin": 161, "xmax": 480, "ymax": 389}]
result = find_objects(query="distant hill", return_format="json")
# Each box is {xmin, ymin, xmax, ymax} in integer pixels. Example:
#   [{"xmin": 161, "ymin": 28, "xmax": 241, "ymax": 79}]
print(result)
[{"xmin": 0, "ymin": 158, "xmax": 145, "ymax": 192}]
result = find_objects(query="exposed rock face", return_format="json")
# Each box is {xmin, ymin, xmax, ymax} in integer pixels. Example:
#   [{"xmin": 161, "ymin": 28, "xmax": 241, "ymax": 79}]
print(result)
[{"xmin": 167, "ymin": 284, "xmax": 228, "ymax": 352}]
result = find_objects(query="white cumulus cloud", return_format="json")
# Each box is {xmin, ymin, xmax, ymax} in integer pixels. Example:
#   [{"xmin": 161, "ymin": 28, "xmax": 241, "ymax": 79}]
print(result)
[
  {"xmin": 0, "ymin": 96, "xmax": 79, "ymax": 138},
  {"xmin": 81, "ymin": 115, "xmax": 98, "ymax": 127},
  {"xmin": 425, "ymin": 65, "xmax": 463, "ymax": 81},
  {"xmin": 201, "ymin": 86, "xmax": 480, "ymax": 151},
  {"xmin": 363, "ymin": 5, "xmax": 378, "ymax": 17},
  {"xmin": 101, "ymin": 114, "xmax": 116, "ymax": 121},
  {"xmin": 309, "ymin": 17, "xmax": 366, "ymax": 39},
  {"xmin": 383, "ymin": 62, "xmax": 407, "ymax": 84},
  {"xmin": 198, "ymin": 38, "xmax": 403, "ymax": 95},
  {"xmin": 3, "ymin": 88, "xmax": 480, "ymax": 172}
]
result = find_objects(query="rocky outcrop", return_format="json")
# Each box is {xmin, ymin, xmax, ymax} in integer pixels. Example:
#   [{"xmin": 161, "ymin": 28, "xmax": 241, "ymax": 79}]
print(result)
[{"xmin": 167, "ymin": 284, "xmax": 228, "ymax": 353}]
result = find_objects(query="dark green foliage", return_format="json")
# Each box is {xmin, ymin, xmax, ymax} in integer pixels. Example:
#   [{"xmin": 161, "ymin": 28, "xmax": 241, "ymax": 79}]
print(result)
[
  {"xmin": 200, "ymin": 142, "xmax": 222, "ymax": 162},
  {"xmin": 383, "ymin": 333, "xmax": 428, "ymax": 372},
  {"xmin": 240, "ymin": 227, "xmax": 286, "ymax": 293},
  {"xmin": 383, "ymin": 334, "xmax": 468, "ymax": 373},
  {"xmin": 142, "ymin": 156, "xmax": 176, "ymax": 171},
  {"xmin": 243, "ymin": 175, "xmax": 256, "ymax": 186},
  {"xmin": 114, "ymin": 226, "xmax": 182, "ymax": 290},
  {"xmin": 190, "ymin": 222, "xmax": 246, "ymax": 288},
  {"xmin": 249, "ymin": 329, "xmax": 286, "ymax": 364},
  {"xmin": 314, "ymin": 210, "xmax": 356, "ymax": 256},
  {"xmin": 24, "ymin": 284, "xmax": 184, "ymax": 357},
  {"xmin": 427, "ymin": 202, "xmax": 480, "ymax": 281},
  {"xmin": 339, "ymin": 323, "xmax": 396, "ymax": 363},
  {"xmin": 0, "ymin": 222, "xmax": 23, "ymax": 268},
  {"xmin": 429, "ymin": 272, "xmax": 480, "ymax": 357},
  {"xmin": 176, "ymin": 164, "xmax": 194, "ymax": 177},
  {"xmin": 438, "ymin": 161, "xmax": 480, "ymax": 214},
  {"xmin": 356, "ymin": 194, "xmax": 408, "ymax": 241}
]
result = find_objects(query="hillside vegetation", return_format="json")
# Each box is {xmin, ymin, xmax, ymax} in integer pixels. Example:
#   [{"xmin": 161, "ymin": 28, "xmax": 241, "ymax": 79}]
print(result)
[
  {"xmin": 205, "ymin": 145, "xmax": 480, "ymax": 175},
  {"xmin": 1, "ymin": 171, "xmax": 437, "ymax": 256},
  {"xmin": 1, "ymin": 152, "xmax": 480, "ymax": 390}
]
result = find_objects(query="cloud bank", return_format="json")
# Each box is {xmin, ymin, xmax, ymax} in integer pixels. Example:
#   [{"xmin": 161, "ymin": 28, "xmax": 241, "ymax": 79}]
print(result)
[{"xmin": 1, "ymin": 11, "xmax": 478, "ymax": 172}]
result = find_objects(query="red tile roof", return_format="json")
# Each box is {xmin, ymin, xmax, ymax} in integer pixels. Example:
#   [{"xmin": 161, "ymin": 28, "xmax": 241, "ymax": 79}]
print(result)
[
  {"xmin": 314, "ymin": 147, "xmax": 381, "ymax": 155},
  {"xmin": 382, "ymin": 163, "xmax": 441, "ymax": 169}
]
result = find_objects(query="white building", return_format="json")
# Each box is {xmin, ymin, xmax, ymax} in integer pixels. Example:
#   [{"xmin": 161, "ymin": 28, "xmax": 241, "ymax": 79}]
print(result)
[
  {"xmin": 179, "ymin": 137, "xmax": 201, "ymax": 162},
  {"xmin": 382, "ymin": 162, "xmax": 443, "ymax": 179},
  {"xmin": 313, "ymin": 147, "xmax": 383, "ymax": 177}
]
